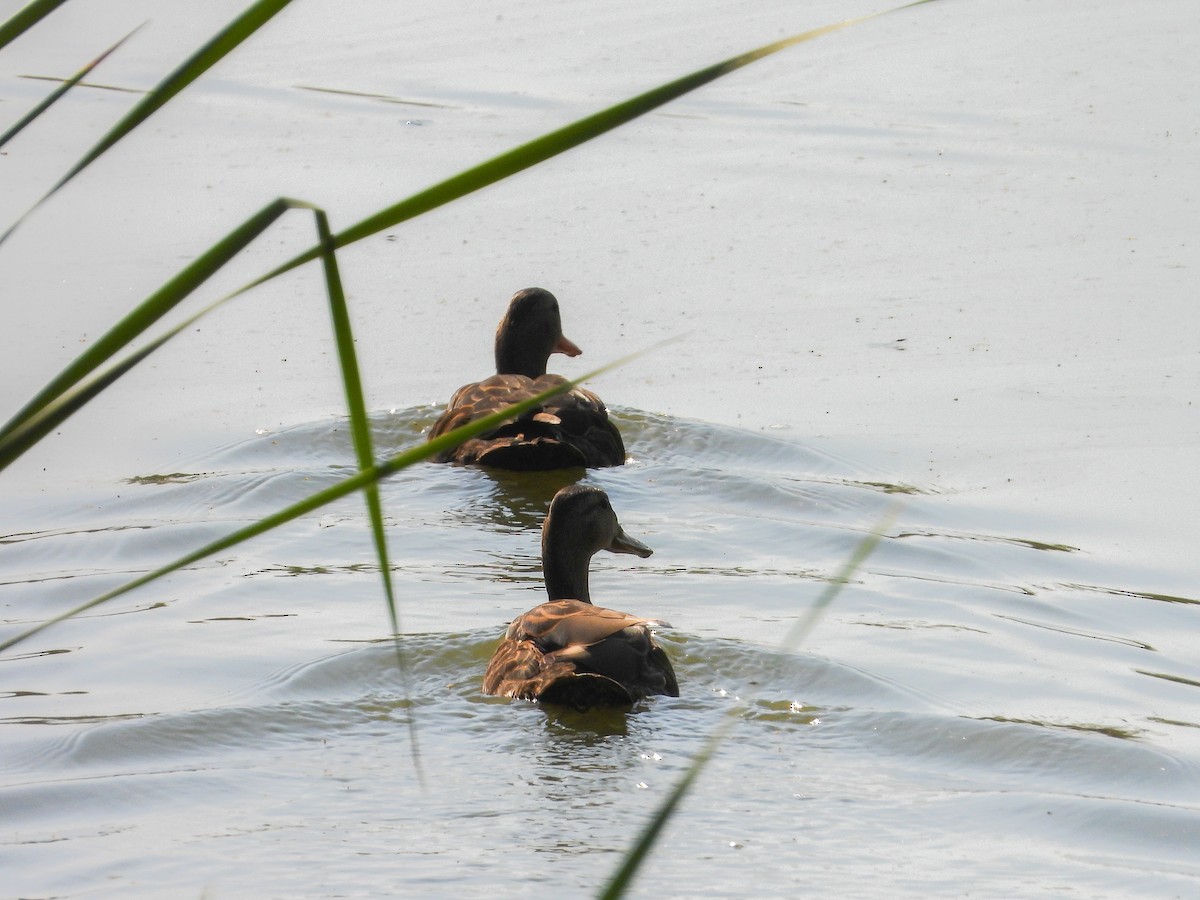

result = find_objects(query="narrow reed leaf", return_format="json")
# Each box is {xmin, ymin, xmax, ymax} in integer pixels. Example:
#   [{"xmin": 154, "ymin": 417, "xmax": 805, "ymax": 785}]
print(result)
[
  {"xmin": 0, "ymin": 199, "xmax": 296, "ymax": 466},
  {"xmin": 0, "ymin": 214, "xmax": 353, "ymax": 470},
  {"xmin": 0, "ymin": 0, "xmax": 68, "ymax": 51},
  {"xmin": 241, "ymin": 0, "xmax": 942, "ymax": 292},
  {"xmin": 0, "ymin": 25, "xmax": 143, "ymax": 150},
  {"xmin": 600, "ymin": 504, "xmax": 902, "ymax": 899},
  {"xmin": 779, "ymin": 501, "xmax": 902, "ymax": 653},
  {"xmin": 0, "ymin": 327, "xmax": 165, "ymax": 474},
  {"xmin": 312, "ymin": 208, "xmax": 423, "ymax": 775},
  {"xmin": 0, "ymin": 0, "xmax": 938, "ymax": 469},
  {"xmin": 1, "ymin": 0, "xmax": 295, "ymax": 244},
  {"xmin": 0, "ymin": 348, "xmax": 649, "ymax": 652},
  {"xmin": 313, "ymin": 207, "xmax": 397, "ymax": 631},
  {"xmin": 599, "ymin": 728, "xmax": 725, "ymax": 900}
]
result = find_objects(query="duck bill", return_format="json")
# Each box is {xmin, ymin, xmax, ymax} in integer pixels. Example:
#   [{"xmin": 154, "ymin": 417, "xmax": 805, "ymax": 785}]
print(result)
[
  {"xmin": 554, "ymin": 334, "xmax": 582, "ymax": 357},
  {"xmin": 609, "ymin": 526, "xmax": 653, "ymax": 558}
]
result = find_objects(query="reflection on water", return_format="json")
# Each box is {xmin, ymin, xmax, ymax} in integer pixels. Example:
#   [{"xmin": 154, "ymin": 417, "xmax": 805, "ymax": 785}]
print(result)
[
  {"xmin": 2, "ymin": 407, "xmax": 1199, "ymax": 897},
  {"xmin": 538, "ymin": 705, "xmax": 633, "ymax": 738},
  {"xmin": 475, "ymin": 467, "xmax": 587, "ymax": 523}
]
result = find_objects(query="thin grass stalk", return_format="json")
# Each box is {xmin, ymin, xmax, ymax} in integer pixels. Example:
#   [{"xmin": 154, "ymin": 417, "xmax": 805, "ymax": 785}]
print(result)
[
  {"xmin": 0, "ymin": 327, "xmax": 177, "ymax": 473},
  {"xmin": 0, "ymin": 199, "xmax": 299, "ymax": 466},
  {"xmin": 0, "ymin": 26, "xmax": 142, "ymax": 150},
  {"xmin": 0, "ymin": 0, "xmax": 940, "ymax": 470},
  {"xmin": 0, "ymin": 345, "xmax": 655, "ymax": 654},
  {"xmin": 0, "ymin": 0, "xmax": 68, "ymax": 51},
  {"xmin": 0, "ymin": 203, "xmax": 359, "ymax": 475},
  {"xmin": 312, "ymin": 208, "xmax": 400, "ymax": 636},
  {"xmin": 1, "ymin": 0, "xmax": 295, "ymax": 244},
  {"xmin": 599, "ymin": 729, "xmax": 723, "ymax": 900},
  {"xmin": 0, "ymin": 398, "xmax": 556, "ymax": 653},
  {"xmin": 1, "ymin": 203, "xmax": 425, "ymax": 777},
  {"xmin": 599, "ymin": 504, "xmax": 902, "ymax": 899},
  {"xmin": 312, "ymin": 207, "xmax": 423, "ymax": 774},
  {"xmin": 240, "ymin": 0, "xmax": 942, "ymax": 293}
]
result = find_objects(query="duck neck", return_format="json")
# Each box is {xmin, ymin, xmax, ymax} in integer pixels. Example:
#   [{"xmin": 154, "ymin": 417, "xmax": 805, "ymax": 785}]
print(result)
[
  {"xmin": 494, "ymin": 334, "xmax": 545, "ymax": 379},
  {"xmin": 542, "ymin": 533, "xmax": 592, "ymax": 603}
]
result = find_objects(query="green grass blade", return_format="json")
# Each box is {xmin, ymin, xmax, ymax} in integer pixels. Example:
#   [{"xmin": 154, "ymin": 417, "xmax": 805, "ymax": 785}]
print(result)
[
  {"xmin": 0, "ymin": 0, "xmax": 939, "ymax": 471},
  {"xmin": 0, "ymin": 0, "xmax": 68, "ymax": 51},
  {"xmin": 312, "ymin": 207, "xmax": 399, "ymax": 634},
  {"xmin": 0, "ymin": 349, "xmax": 648, "ymax": 653},
  {"xmin": 241, "ymin": 0, "xmax": 942, "ymax": 291},
  {"xmin": 0, "ymin": 25, "xmax": 142, "ymax": 150},
  {"xmin": 1, "ymin": 0, "xmax": 294, "ymax": 243},
  {"xmin": 0, "ymin": 325, "xmax": 168, "ymax": 472},
  {"xmin": 778, "ymin": 504, "xmax": 901, "ymax": 651},
  {"xmin": 1, "ymin": 199, "xmax": 427, "ymax": 761},
  {"xmin": 599, "ymin": 728, "xmax": 724, "ymax": 900},
  {"xmin": 49, "ymin": 0, "xmax": 293, "ymax": 191},
  {"xmin": 0, "ymin": 199, "xmax": 296, "ymax": 466},
  {"xmin": 599, "ymin": 504, "xmax": 902, "ymax": 899},
  {"xmin": 311, "ymin": 206, "xmax": 423, "ymax": 774}
]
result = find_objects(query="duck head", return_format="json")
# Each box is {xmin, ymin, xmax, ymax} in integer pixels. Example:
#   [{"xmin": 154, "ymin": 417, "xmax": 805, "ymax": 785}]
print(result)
[
  {"xmin": 494, "ymin": 287, "xmax": 582, "ymax": 378},
  {"xmin": 541, "ymin": 484, "xmax": 652, "ymax": 603}
]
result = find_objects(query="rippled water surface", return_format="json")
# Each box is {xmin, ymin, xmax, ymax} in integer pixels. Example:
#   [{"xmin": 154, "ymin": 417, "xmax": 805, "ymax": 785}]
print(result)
[
  {"xmin": 3, "ymin": 409, "xmax": 1198, "ymax": 897},
  {"xmin": 4, "ymin": 0, "xmax": 1199, "ymax": 895}
]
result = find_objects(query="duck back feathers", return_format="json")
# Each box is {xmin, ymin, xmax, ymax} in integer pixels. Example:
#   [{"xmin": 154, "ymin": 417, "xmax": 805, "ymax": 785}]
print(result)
[{"xmin": 483, "ymin": 600, "xmax": 678, "ymax": 707}]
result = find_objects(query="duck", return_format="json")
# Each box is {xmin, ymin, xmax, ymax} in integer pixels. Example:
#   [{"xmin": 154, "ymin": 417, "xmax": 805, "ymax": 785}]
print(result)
[
  {"xmin": 483, "ymin": 484, "xmax": 679, "ymax": 708},
  {"xmin": 428, "ymin": 287, "xmax": 625, "ymax": 470}
]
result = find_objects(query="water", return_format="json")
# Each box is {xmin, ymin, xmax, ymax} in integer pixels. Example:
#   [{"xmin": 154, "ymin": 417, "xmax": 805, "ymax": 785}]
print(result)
[
  {"xmin": 3, "ymin": 0, "xmax": 1199, "ymax": 895},
  {"xmin": 3, "ymin": 408, "xmax": 1198, "ymax": 897}
]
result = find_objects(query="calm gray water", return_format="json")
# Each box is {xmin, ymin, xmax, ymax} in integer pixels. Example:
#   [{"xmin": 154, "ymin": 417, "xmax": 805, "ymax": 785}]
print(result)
[{"xmin": 3, "ymin": 408, "xmax": 1198, "ymax": 897}]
